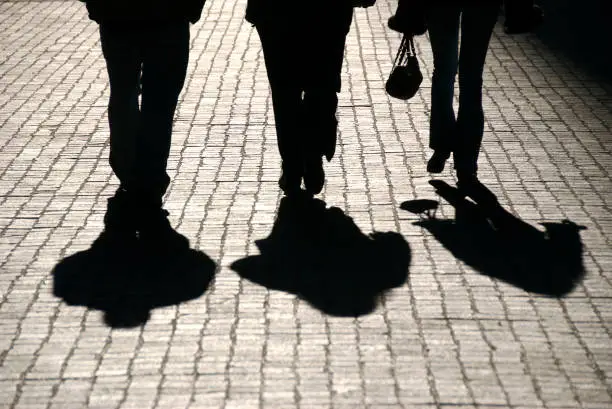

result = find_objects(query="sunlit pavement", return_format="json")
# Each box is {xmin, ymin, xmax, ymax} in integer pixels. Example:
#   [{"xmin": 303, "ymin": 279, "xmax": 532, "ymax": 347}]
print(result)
[{"xmin": 1, "ymin": 1, "xmax": 611, "ymax": 408}]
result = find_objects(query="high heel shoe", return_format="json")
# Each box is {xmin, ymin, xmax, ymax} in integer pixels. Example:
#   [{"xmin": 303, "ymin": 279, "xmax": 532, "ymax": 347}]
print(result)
[{"xmin": 427, "ymin": 149, "xmax": 451, "ymax": 173}]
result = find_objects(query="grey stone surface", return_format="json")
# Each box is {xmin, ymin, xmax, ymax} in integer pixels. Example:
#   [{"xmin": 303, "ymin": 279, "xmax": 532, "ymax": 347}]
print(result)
[{"xmin": 1, "ymin": 0, "xmax": 611, "ymax": 408}]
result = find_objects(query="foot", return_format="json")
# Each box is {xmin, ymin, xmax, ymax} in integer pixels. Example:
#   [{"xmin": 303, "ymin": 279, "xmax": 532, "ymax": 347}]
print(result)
[
  {"xmin": 456, "ymin": 175, "xmax": 498, "ymax": 208},
  {"xmin": 427, "ymin": 150, "xmax": 451, "ymax": 173},
  {"xmin": 103, "ymin": 187, "xmax": 138, "ymax": 244},
  {"xmin": 278, "ymin": 162, "xmax": 303, "ymax": 197},
  {"xmin": 320, "ymin": 120, "xmax": 338, "ymax": 162},
  {"xmin": 137, "ymin": 208, "xmax": 190, "ymax": 254},
  {"xmin": 303, "ymin": 155, "xmax": 325, "ymax": 195}
]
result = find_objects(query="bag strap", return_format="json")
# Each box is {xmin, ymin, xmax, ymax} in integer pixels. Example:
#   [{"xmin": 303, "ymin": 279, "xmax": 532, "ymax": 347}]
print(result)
[
  {"xmin": 392, "ymin": 35, "xmax": 417, "ymax": 68},
  {"xmin": 392, "ymin": 35, "xmax": 408, "ymax": 68},
  {"xmin": 408, "ymin": 36, "xmax": 417, "ymax": 57}
]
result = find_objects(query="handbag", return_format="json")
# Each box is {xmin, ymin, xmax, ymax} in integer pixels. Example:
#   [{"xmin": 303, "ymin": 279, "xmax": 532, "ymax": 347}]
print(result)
[{"xmin": 385, "ymin": 35, "xmax": 422, "ymax": 100}]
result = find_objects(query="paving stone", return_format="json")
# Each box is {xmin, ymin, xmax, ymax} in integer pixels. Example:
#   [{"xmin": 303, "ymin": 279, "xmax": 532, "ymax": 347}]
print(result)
[{"xmin": 1, "ymin": 0, "xmax": 612, "ymax": 408}]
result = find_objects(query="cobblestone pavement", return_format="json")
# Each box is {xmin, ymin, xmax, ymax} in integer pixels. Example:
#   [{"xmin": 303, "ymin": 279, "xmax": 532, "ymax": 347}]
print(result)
[{"xmin": 1, "ymin": 1, "xmax": 611, "ymax": 408}]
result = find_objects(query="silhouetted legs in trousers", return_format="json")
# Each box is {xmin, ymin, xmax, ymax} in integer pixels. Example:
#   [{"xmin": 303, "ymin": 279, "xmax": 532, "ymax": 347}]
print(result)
[
  {"xmin": 255, "ymin": 5, "xmax": 353, "ymax": 195},
  {"xmin": 426, "ymin": 3, "xmax": 501, "ymax": 205},
  {"xmin": 99, "ymin": 21, "xmax": 190, "ymax": 248}
]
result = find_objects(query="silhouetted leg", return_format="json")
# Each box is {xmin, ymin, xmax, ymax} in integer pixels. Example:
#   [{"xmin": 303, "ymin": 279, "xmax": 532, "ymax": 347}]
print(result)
[
  {"xmin": 455, "ymin": 3, "xmax": 499, "ymax": 177},
  {"xmin": 302, "ymin": 4, "xmax": 353, "ymax": 162},
  {"xmin": 302, "ymin": 92, "xmax": 338, "ymax": 161},
  {"xmin": 99, "ymin": 23, "xmax": 142, "ymax": 192},
  {"xmin": 138, "ymin": 21, "xmax": 190, "ymax": 208},
  {"xmin": 128, "ymin": 21, "xmax": 191, "ymax": 250},
  {"xmin": 426, "ymin": 5, "xmax": 460, "ymax": 153},
  {"xmin": 256, "ymin": 22, "xmax": 304, "ymax": 194},
  {"xmin": 300, "ymin": 4, "xmax": 353, "ymax": 194},
  {"xmin": 99, "ymin": 24, "xmax": 143, "ymax": 238}
]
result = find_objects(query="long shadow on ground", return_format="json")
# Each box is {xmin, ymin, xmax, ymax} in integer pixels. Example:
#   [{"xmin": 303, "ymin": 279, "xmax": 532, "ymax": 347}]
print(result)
[
  {"xmin": 52, "ymin": 230, "xmax": 216, "ymax": 328},
  {"xmin": 231, "ymin": 195, "xmax": 411, "ymax": 316},
  {"xmin": 401, "ymin": 180, "xmax": 586, "ymax": 297}
]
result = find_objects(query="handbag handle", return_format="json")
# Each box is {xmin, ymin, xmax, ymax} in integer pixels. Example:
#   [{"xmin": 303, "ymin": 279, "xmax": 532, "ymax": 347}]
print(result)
[{"xmin": 392, "ymin": 35, "xmax": 417, "ymax": 68}]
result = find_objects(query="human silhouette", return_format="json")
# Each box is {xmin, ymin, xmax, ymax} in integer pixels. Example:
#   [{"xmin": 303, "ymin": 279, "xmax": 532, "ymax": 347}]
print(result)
[
  {"xmin": 245, "ymin": 1, "xmax": 375, "ymax": 196},
  {"xmin": 390, "ymin": 1, "xmax": 542, "ymax": 206},
  {"xmin": 80, "ymin": 0, "xmax": 207, "ymax": 248}
]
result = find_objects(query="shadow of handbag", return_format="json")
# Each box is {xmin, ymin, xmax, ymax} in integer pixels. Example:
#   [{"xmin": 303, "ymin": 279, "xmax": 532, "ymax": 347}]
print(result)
[{"xmin": 385, "ymin": 35, "xmax": 423, "ymax": 100}]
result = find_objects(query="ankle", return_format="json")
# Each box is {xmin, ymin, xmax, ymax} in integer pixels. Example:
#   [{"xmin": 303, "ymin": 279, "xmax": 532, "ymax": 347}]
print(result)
[
  {"xmin": 432, "ymin": 148, "xmax": 451, "ymax": 157},
  {"xmin": 456, "ymin": 171, "xmax": 478, "ymax": 184}
]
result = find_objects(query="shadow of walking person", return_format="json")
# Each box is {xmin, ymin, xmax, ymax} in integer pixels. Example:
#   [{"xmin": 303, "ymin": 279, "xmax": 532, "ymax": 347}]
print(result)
[
  {"xmin": 231, "ymin": 195, "xmax": 411, "ymax": 317},
  {"xmin": 52, "ymin": 229, "xmax": 216, "ymax": 328},
  {"xmin": 401, "ymin": 180, "xmax": 586, "ymax": 297}
]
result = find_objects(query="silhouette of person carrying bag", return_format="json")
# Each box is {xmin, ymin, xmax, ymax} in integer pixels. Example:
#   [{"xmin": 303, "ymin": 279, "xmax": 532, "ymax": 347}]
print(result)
[
  {"xmin": 389, "ymin": 0, "xmax": 542, "ymax": 207},
  {"xmin": 79, "ymin": 0, "xmax": 207, "ymax": 249},
  {"xmin": 246, "ymin": 0, "xmax": 375, "ymax": 196}
]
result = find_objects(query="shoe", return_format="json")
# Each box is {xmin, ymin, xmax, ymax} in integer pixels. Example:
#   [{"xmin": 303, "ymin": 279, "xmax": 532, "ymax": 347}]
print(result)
[
  {"xmin": 320, "ymin": 119, "xmax": 338, "ymax": 162},
  {"xmin": 303, "ymin": 155, "xmax": 324, "ymax": 195},
  {"xmin": 103, "ymin": 188, "xmax": 138, "ymax": 243},
  {"xmin": 456, "ymin": 175, "xmax": 499, "ymax": 208},
  {"xmin": 137, "ymin": 208, "xmax": 190, "ymax": 254},
  {"xmin": 278, "ymin": 162, "xmax": 303, "ymax": 197},
  {"xmin": 426, "ymin": 150, "xmax": 451, "ymax": 173}
]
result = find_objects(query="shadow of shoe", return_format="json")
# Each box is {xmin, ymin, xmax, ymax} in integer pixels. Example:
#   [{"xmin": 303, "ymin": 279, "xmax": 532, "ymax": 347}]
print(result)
[
  {"xmin": 400, "ymin": 198, "xmax": 439, "ymax": 219},
  {"xmin": 52, "ymin": 229, "xmax": 216, "ymax": 328},
  {"xmin": 231, "ymin": 196, "xmax": 411, "ymax": 316},
  {"xmin": 409, "ymin": 179, "xmax": 587, "ymax": 297}
]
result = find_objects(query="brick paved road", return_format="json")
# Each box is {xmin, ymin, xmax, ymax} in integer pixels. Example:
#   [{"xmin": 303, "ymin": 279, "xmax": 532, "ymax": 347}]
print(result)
[{"xmin": 1, "ymin": 1, "xmax": 611, "ymax": 408}]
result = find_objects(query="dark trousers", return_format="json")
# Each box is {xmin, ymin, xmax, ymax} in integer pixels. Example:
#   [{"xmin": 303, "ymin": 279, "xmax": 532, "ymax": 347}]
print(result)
[
  {"xmin": 426, "ymin": 2, "xmax": 500, "ymax": 175},
  {"xmin": 255, "ymin": 6, "xmax": 353, "ymax": 166},
  {"xmin": 100, "ymin": 21, "xmax": 189, "ymax": 207}
]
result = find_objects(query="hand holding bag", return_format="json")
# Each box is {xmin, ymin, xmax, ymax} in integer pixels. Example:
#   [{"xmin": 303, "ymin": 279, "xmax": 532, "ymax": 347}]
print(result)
[
  {"xmin": 385, "ymin": 35, "xmax": 422, "ymax": 100},
  {"xmin": 387, "ymin": 0, "xmax": 426, "ymax": 36}
]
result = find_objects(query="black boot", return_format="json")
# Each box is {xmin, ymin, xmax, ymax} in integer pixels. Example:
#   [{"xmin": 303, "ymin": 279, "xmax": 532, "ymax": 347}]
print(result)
[
  {"xmin": 427, "ymin": 149, "xmax": 451, "ymax": 173},
  {"xmin": 135, "ymin": 197, "xmax": 190, "ymax": 255},
  {"xmin": 320, "ymin": 118, "xmax": 338, "ymax": 162},
  {"xmin": 102, "ymin": 187, "xmax": 138, "ymax": 245},
  {"xmin": 303, "ymin": 154, "xmax": 324, "ymax": 195},
  {"xmin": 279, "ymin": 161, "xmax": 303, "ymax": 197}
]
